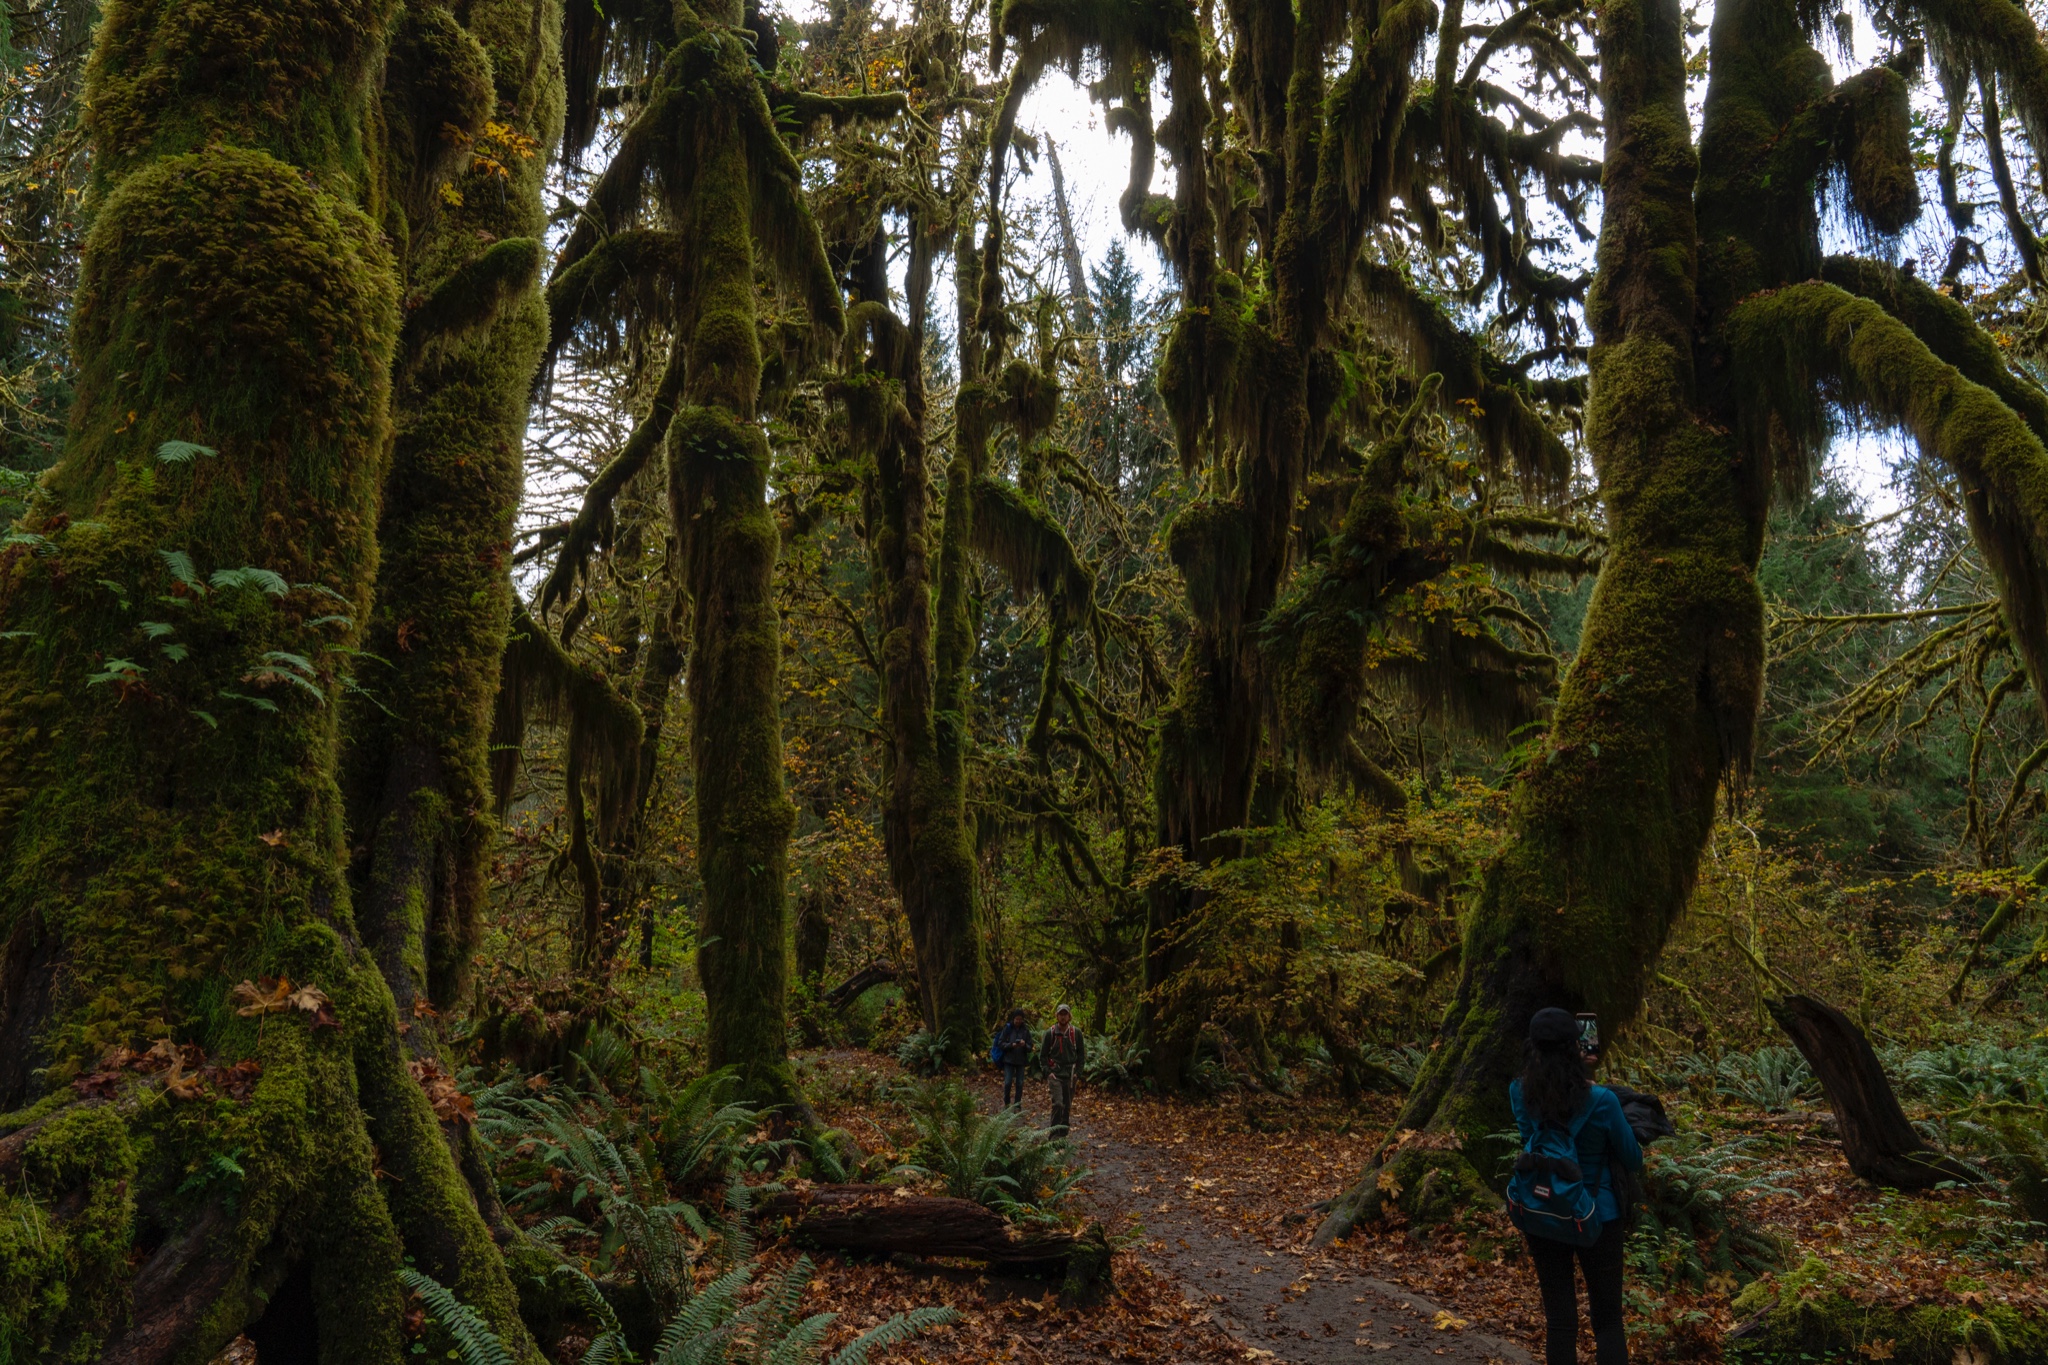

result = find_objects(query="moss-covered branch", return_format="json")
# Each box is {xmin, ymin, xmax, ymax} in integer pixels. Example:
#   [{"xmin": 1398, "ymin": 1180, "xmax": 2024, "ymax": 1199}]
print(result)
[{"xmin": 1728, "ymin": 280, "xmax": 2048, "ymax": 733}]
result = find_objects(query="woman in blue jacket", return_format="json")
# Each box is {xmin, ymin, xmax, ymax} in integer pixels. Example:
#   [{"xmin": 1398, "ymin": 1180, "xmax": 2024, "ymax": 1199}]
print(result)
[{"xmin": 1510, "ymin": 1007, "xmax": 1643, "ymax": 1365}]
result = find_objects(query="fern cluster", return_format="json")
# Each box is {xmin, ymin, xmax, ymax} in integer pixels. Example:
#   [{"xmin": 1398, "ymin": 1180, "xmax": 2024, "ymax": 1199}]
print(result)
[
  {"xmin": 399, "ymin": 1257, "xmax": 957, "ymax": 1365},
  {"xmin": 1625, "ymin": 1133, "xmax": 1795, "ymax": 1291},
  {"xmin": 895, "ymin": 1078, "xmax": 1088, "ymax": 1222}
]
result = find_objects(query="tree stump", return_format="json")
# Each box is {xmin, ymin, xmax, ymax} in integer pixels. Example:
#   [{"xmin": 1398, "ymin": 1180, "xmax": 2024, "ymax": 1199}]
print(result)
[{"xmin": 1767, "ymin": 994, "xmax": 1977, "ymax": 1188}]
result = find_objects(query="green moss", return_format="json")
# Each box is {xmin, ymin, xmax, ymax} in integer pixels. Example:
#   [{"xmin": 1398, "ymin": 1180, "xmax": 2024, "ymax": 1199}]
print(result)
[
  {"xmin": 86, "ymin": 0, "xmax": 396, "ymax": 186},
  {"xmin": 1729, "ymin": 1257, "xmax": 2048, "ymax": 1364},
  {"xmin": 0, "ymin": 0, "xmax": 534, "ymax": 1354},
  {"xmin": 0, "ymin": 1105, "xmax": 135, "ymax": 1362},
  {"xmin": 345, "ymin": 0, "xmax": 563, "ymax": 1016}
]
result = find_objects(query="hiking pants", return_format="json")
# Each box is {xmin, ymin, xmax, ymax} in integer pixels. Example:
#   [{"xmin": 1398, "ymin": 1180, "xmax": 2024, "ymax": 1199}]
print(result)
[
  {"xmin": 1048, "ymin": 1073, "xmax": 1075, "ymax": 1133},
  {"xmin": 1526, "ymin": 1217, "xmax": 1627, "ymax": 1365},
  {"xmin": 1002, "ymin": 1063, "xmax": 1027, "ymax": 1109}
]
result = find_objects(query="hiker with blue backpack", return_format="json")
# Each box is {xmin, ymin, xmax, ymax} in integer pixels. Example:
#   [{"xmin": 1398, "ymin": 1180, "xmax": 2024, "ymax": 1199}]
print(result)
[
  {"xmin": 1506, "ymin": 1007, "xmax": 1643, "ymax": 1365},
  {"xmin": 990, "ymin": 1007, "xmax": 1034, "ymax": 1109}
]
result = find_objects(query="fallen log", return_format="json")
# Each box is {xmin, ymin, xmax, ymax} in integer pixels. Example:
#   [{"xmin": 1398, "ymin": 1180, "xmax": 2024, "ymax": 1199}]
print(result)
[
  {"xmin": 823, "ymin": 962, "xmax": 898, "ymax": 1011},
  {"xmin": 755, "ymin": 1184, "xmax": 1112, "ymax": 1302},
  {"xmin": 1767, "ymin": 994, "xmax": 1978, "ymax": 1189}
]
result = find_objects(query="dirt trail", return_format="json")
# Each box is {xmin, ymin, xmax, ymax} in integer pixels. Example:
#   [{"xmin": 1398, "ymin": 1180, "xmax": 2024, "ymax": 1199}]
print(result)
[{"xmin": 1070, "ymin": 1123, "xmax": 1533, "ymax": 1364}]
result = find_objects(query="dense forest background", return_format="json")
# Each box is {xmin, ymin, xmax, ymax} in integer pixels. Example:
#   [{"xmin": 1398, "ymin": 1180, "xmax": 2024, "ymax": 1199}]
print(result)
[{"xmin": 2, "ymin": 0, "xmax": 2048, "ymax": 1360}]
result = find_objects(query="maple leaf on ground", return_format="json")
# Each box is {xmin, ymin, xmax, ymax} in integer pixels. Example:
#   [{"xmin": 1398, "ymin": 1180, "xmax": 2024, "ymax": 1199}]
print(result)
[
  {"xmin": 257, "ymin": 829, "xmax": 288, "ymax": 848},
  {"xmin": 1856, "ymin": 1341, "xmax": 1896, "ymax": 1361}
]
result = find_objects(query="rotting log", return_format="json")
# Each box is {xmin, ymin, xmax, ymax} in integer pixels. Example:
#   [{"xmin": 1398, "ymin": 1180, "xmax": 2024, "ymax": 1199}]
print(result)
[
  {"xmin": 1767, "ymin": 994, "xmax": 1978, "ymax": 1189},
  {"xmin": 755, "ymin": 1184, "xmax": 1112, "ymax": 1299}
]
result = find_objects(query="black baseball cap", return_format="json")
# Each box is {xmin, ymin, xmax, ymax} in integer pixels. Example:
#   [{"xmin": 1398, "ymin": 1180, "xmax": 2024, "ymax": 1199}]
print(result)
[{"xmin": 1529, "ymin": 1007, "xmax": 1578, "ymax": 1046}]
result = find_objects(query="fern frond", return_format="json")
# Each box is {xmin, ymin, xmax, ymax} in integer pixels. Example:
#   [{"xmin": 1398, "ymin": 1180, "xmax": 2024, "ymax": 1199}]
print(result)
[
  {"xmin": 397, "ymin": 1269, "xmax": 516, "ymax": 1365},
  {"xmin": 827, "ymin": 1306, "xmax": 962, "ymax": 1365}
]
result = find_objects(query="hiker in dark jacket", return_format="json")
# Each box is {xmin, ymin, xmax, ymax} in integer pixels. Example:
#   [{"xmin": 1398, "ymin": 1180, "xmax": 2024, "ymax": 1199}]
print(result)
[
  {"xmin": 1040, "ymin": 1004, "xmax": 1085, "ymax": 1134},
  {"xmin": 992, "ymin": 1008, "xmax": 1033, "ymax": 1109},
  {"xmin": 1510, "ymin": 1007, "xmax": 1643, "ymax": 1365}
]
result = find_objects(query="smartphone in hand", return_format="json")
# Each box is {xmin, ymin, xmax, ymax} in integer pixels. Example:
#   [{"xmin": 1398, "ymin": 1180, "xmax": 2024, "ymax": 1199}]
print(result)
[{"xmin": 1576, "ymin": 1012, "xmax": 1600, "ymax": 1058}]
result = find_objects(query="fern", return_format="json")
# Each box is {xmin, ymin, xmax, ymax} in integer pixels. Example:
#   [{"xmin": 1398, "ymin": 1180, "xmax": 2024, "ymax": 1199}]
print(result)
[
  {"xmin": 894, "ymin": 1028, "xmax": 953, "ymax": 1076},
  {"xmin": 1626, "ymin": 1132, "xmax": 1794, "ymax": 1290},
  {"xmin": 159, "ymin": 549, "xmax": 204, "ymax": 593},
  {"xmin": 155, "ymin": 439, "xmax": 216, "ymax": 463},
  {"xmin": 827, "ymin": 1306, "xmax": 961, "ymax": 1365},
  {"xmin": 208, "ymin": 565, "xmax": 288, "ymax": 596},
  {"xmin": 397, "ymin": 1269, "xmax": 515, "ymax": 1365},
  {"xmin": 896, "ymin": 1079, "xmax": 1086, "ymax": 1221}
]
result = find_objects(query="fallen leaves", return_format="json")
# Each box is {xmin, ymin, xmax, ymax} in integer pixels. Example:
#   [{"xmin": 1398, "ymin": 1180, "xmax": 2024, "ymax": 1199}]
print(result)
[
  {"xmin": 410, "ymin": 1057, "xmax": 477, "ymax": 1124},
  {"xmin": 231, "ymin": 975, "xmax": 337, "ymax": 1029},
  {"xmin": 72, "ymin": 1039, "xmax": 263, "ymax": 1102}
]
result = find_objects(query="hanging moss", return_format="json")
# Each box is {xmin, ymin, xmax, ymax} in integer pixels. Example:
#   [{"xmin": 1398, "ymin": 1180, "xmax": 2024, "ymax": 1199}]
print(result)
[
  {"xmin": 969, "ymin": 475, "xmax": 1093, "ymax": 621},
  {"xmin": 1728, "ymin": 280, "xmax": 2048, "ymax": 733},
  {"xmin": 1358, "ymin": 261, "xmax": 1571, "ymax": 489}
]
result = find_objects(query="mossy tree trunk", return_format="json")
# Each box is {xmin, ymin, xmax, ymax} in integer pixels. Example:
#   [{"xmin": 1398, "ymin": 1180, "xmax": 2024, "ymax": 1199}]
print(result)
[
  {"xmin": 345, "ymin": 0, "xmax": 562, "ymax": 1025},
  {"xmin": 671, "ymin": 0, "xmax": 803, "ymax": 1109},
  {"xmin": 1379, "ymin": 0, "xmax": 1755, "ymax": 1156},
  {"xmin": 842, "ymin": 208, "xmax": 990, "ymax": 1057},
  {"xmin": 1317, "ymin": 0, "xmax": 1952, "ymax": 1237},
  {"xmin": 0, "ymin": 1, "xmax": 538, "ymax": 1357}
]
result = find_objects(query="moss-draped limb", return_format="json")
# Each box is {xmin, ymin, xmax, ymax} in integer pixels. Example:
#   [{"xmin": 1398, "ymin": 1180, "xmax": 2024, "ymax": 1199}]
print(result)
[
  {"xmin": 1357, "ymin": 261, "xmax": 1571, "ymax": 487},
  {"xmin": 1728, "ymin": 280, "xmax": 2048, "ymax": 735},
  {"xmin": 0, "ymin": 0, "xmax": 510, "ymax": 1351},
  {"xmin": 535, "ymin": 336, "xmax": 686, "ymax": 615},
  {"xmin": 968, "ymin": 475, "xmax": 1093, "ymax": 618}
]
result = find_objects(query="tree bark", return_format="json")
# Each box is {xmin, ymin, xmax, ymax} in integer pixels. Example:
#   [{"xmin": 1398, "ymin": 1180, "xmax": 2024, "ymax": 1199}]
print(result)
[{"xmin": 1768, "ymin": 994, "xmax": 1978, "ymax": 1189}]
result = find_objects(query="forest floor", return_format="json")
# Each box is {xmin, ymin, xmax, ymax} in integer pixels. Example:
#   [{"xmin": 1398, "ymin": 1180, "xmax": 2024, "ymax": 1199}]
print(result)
[
  {"xmin": 791, "ymin": 1052, "xmax": 1549, "ymax": 1363},
  {"xmin": 781, "ymin": 1049, "xmax": 2048, "ymax": 1364}
]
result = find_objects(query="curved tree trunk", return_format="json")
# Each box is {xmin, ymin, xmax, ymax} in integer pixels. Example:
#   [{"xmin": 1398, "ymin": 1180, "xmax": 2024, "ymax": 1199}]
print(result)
[
  {"xmin": 0, "ymin": 2, "xmax": 534, "ymax": 1357},
  {"xmin": 1316, "ymin": 0, "xmax": 1759, "ymax": 1242},
  {"xmin": 1316, "ymin": 0, "xmax": 1932, "ymax": 1240}
]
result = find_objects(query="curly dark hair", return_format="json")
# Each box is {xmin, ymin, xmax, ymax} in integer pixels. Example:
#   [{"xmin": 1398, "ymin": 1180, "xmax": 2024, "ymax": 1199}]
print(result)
[{"xmin": 1521, "ymin": 1038, "xmax": 1590, "ymax": 1125}]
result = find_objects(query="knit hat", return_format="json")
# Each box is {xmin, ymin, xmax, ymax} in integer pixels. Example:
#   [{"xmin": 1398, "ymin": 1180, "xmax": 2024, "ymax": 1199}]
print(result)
[{"xmin": 1528, "ymin": 1007, "xmax": 1578, "ymax": 1047}]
